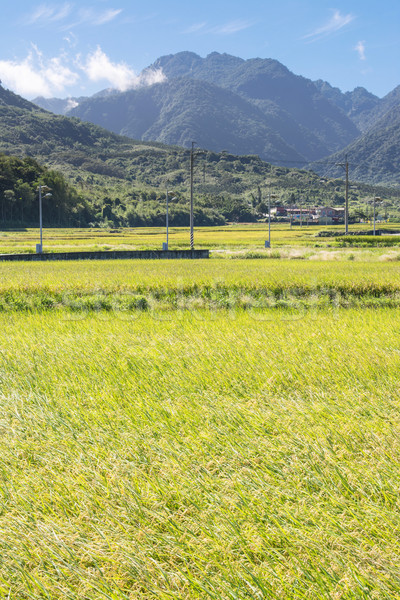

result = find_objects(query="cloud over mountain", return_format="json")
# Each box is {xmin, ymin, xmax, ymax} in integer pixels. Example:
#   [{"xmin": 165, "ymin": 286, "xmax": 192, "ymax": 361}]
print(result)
[{"xmin": 0, "ymin": 45, "xmax": 165, "ymax": 98}]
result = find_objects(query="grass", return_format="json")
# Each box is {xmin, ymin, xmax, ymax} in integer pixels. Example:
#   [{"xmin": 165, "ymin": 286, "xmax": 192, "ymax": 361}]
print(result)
[{"xmin": 1, "ymin": 308, "xmax": 400, "ymax": 598}]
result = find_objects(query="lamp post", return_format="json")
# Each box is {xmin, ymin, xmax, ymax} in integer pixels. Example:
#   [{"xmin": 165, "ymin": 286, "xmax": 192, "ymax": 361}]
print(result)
[
  {"xmin": 36, "ymin": 185, "xmax": 52, "ymax": 254},
  {"xmin": 336, "ymin": 155, "xmax": 350, "ymax": 234},
  {"xmin": 373, "ymin": 197, "xmax": 381, "ymax": 236},
  {"xmin": 163, "ymin": 190, "xmax": 176, "ymax": 250},
  {"xmin": 265, "ymin": 190, "xmax": 278, "ymax": 248}
]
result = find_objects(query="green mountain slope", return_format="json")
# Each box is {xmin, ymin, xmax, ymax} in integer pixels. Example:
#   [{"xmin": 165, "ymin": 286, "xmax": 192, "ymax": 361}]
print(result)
[
  {"xmin": 315, "ymin": 81, "xmax": 400, "ymax": 136},
  {"xmin": 318, "ymin": 104, "xmax": 400, "ymax": 186},
  {"xmin": 70, "ymin": 77, "xmax": 305, "ymax": 164},
  {"xmin": 39, "ymin": 51, "xmax": 361, "ymax": 164},
  {"xmin": 1, "ymin": 83, "xmax": 398, "ymax": 228},
  {"xmin": 149, "ymin": 52, "xmax": 360, "ymax": 157},
  {"xmin": 0, "ymin": 83, "xmax": 37, "ymax": 111},
  {"xmin": 314, "ymin": 81, "xmax": 381, "ymax": 132}
]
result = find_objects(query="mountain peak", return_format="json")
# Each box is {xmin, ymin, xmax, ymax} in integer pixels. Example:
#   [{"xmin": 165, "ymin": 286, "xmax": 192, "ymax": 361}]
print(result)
[{"xmin": 152, "ymin": 51, "xmax": 202, "ymax": 76}]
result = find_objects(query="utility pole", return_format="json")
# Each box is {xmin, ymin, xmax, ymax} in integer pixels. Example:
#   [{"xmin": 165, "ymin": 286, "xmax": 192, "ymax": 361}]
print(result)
[
  {"xmin": 39, "ymin": 185, "xmax": 43, "ymax": 252},
  {"xmin": 373, "ymin": 196, "xmax": 376, "ymax": 236},
  {"xmin": 337, "ymin": 154, "xmax": 349, "ymax": 234},
  {"xmin": 265, "ymin": 186, "xmax": 278, "ymax": 248},
  {"xmin": 165, "ymin": 188, "xmax": 169, "ymax": 250},
  {"xmin": 190, "ymin": 141, "xmax": 195, "ymax": 250},
  {"xmin": 373, "ymin": 197, "xmax": 381, "ymax": 236}
]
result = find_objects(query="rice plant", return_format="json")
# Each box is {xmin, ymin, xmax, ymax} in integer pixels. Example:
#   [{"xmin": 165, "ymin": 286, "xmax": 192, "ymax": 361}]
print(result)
[{"xmin": 1, "ymin": 308, "xmax": 400, "ymax": 598}]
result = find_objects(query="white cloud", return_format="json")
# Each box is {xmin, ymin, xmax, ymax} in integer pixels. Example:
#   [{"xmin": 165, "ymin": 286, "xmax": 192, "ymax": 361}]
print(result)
[
  {"xmin": 355, "ymin": 40, "xmax": 366, "ymax": 60},
  {"xmin": 82, "ymin": 47, "xmax": 136, "ymax": 90},
  {"xmin": 70, "ymin": 7, "xmax": 122, "ymax": 27},
  {"xmin": 211, "ymin": 19, "xmax": 253, "ymax": 35},
  {"xmin": 211, "ymin": 20, "xmax": 251, "ymax": 35},
  {"xmin": 26, "ymin": 4, "xmax": 122, "ymax": 29},
  {"xmin": 139, "ymin": 68, "xmax": 167, "ymax": 87},
  {"xmin": 66, "ymin": 98, "xmax": 79, "ymax": 110},
  {"xmin": 63, "ymin": 32, "xmax": 78, "ymax": 47},
  {"xmin": 0, "ymin": 47, "xmax": 79, "ymax": 98},
  {"xmin": 183, "ymin": 19, "xmax": 252, "ymax": 36},
  {"xmin": 27, "ymin": 3, "xmax": 73, "ymax": 25},
  {"xmin": 183, "ymin": 22, "xmax": 207, "ymax": 34},
  {"xmin": 92, "ymin": 9, "xmax": 122, "ymax": 25},
  {"xmin": 81, "ymin": 47, "xmax": 165, "ymax": 91},
  {"xmin": 0, "ymin": 45, "xmax": 164, "ymax": 98},
  {"xmin": 303, "ymin": 10, "xmax": 355, "ymax": 41}
]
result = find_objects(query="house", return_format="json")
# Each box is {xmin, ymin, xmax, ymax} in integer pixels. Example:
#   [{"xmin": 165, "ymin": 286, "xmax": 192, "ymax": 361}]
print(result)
[
  {"xmin": 316, "ymin": 207, "xmax": 345, "ymax": 225},
  {"xmin": 270, "ymin": 206, "xmax": 287, "ymax": 216}
]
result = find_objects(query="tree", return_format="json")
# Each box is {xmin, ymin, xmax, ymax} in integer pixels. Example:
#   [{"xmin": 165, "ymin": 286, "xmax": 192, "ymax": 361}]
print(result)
[
  {"xmin": 4, "ymin": 190, "xmax": 16, "ymax": 222},
  {"xmin": 15, "ymin": 182, "xmax": 34, "ymax": 222}
]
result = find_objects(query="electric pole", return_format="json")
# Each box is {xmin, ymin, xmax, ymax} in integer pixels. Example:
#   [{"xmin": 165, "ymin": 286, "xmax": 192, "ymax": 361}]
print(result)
[
  {"xmin": 190, "ymin": 141, "xmax": 195, "ymax": 250},
  {"xmin": 337, "ymin": 154, "xmax": 349, "ymax": 234}
]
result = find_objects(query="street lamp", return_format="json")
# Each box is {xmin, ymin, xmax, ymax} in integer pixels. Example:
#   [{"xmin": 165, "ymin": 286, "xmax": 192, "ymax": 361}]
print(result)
[
  {"xmin": 36, "ymin": 185, "xmax": 52, "ymax": 254},
  {"xmin": 336, "ymin": 155, "xmax": 349, "ymax": 234},
  {"xmin": 372, "ymin": 197, "xmax": 382, "ymax": 236},
  {"xmin": 163, "ymin": 190, "xmax": 176, "ymax": 250},
  {"xmin": 265, "ymin": 189, "xmax": 278, "ymax": 248}
]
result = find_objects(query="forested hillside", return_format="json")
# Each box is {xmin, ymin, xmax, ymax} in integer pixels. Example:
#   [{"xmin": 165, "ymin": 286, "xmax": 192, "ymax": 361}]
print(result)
[
  {"xmin": 68, "ymin": 52, "xmax": 359, "ymax": 164},
  {"xmin": 1, "ymin": 83, "xmax": 399, "ymax": 227},
  {"xmin": 323, "ymin": 104, "xmax": 400, "ymax": 185},
  {"xmin": 150, "ymin": 52, "xmax": 359, "ymax": 157},
  {"xmin": 315, "ymin": 80, "xmax": 400, "ymax": 134},
  {"xmin": 69, "ymin": 78, "xmax": 305, "ymax": 164},
  {"xmin": 0, "ymin": 154, "xmax": 89, "ymax": 226}
]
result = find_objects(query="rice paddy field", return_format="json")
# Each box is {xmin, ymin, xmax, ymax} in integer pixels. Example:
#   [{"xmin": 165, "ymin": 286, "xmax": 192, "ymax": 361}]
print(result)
[
  {"xmin": 0, "ymin": 222, "xmax": 400, "ymax": 255},
  {"xmin": 1, "ymin": 226, "xmax": 400, "ymax": 599}
]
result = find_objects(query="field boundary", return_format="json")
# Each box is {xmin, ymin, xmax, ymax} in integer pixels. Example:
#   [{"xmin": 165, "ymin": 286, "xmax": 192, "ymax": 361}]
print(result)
[{"xmin": 0, "ymin": 249, "xmax": 210, "ymax": 261}]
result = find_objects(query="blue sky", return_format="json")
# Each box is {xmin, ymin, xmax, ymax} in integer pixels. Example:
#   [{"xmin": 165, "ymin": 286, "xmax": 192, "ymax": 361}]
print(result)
[{"xmin": 0, "ymin": 0, "xmax": 399, "ymax": 100}]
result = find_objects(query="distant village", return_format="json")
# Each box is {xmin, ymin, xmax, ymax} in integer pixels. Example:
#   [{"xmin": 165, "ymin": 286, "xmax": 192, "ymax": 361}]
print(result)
[
  {"xmin": 270, "ymin": 205, "xmax": 388, "ymax": 225},
  {"xmin": 271, "ymin": 206, "xmax": 345, "ymax": 225}
]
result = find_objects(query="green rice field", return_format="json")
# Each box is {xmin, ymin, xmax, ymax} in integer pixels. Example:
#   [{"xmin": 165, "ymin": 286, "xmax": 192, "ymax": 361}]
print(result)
[{"xmin": 1, "ymin": 228, "xmax": 400, "ymax": 598}]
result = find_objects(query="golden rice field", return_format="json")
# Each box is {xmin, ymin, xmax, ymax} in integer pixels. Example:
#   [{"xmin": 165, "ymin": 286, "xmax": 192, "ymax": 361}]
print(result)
[
  {"xmin": 1, "ymin": 228, "xmax": 400, "ymax": 598},
  {"xmin": 1, "ymin": 308, "xmax": 400, "ymax": 599},
  {"xmin": 0, "ymin": 224, "xmax": 319, "ymax": 253},
  {"xmin": 0, "ymin": 257, "xmax": 399, "ymax": 313},
  {"xmin": 0, "ymin": 222, "xmax": 399, "ymax": 255}
]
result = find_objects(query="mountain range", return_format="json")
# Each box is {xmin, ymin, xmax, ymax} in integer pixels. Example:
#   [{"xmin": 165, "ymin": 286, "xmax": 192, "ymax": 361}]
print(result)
[
  {"xmin": 1, "ymin": 76, "xmax": 399, "ymax": 228},
  {"xmin": 20, "ymin": 51, "xmax": 400, "ymax": 187},
  {"xmin": 35, "ymin": 52, "xmax": 360, "ymax": 166}
]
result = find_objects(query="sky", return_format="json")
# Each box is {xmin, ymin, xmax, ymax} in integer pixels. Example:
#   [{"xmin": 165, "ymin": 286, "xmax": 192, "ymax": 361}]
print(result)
[{"xmin": 0, "ymin": 0, "xmax": 399, "ymax": 100}]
